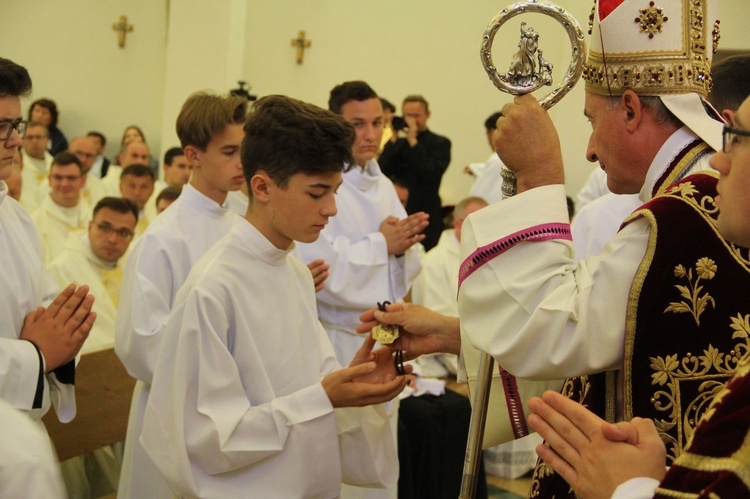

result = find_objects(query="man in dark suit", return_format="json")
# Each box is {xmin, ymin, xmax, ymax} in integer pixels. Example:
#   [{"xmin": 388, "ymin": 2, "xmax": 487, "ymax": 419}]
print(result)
[{"xmin": 379, "ymin": 94, "xmax": 451, "ymax": 251}]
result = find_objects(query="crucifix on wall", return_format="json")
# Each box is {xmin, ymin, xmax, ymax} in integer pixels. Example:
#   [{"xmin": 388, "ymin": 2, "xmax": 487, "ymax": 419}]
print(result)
[
  {"xmin": 291, "ymin": 31, "xmax": 311, "ymax": 64},
  {"xmin": 112, "ymin": 15, "xmax": 134, "ymax": 48}
]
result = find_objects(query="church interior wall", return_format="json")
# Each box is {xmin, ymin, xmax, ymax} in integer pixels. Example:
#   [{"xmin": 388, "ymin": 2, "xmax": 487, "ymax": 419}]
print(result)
[{"xmin": 0, "ymin": 0, "xmax": 748, "ymax": 202}]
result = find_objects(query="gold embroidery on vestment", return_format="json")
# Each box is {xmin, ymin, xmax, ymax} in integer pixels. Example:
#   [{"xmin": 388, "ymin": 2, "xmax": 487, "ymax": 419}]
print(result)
[
  {"xmin": 648, "ymin": 319, "xmax": 750, "ymax": 462},
  {"xmin": 664, "ymin": 258, "xmax": 716, "ymax": 326}
]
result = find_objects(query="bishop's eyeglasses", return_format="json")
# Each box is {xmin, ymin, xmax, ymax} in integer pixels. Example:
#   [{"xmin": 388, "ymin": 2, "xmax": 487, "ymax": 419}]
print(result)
[
  {"xmin": 0, "ymin": 120, "xmax": 28, "ymax": 141},
  {"xmin": 722, "ymin": 124, "xmax": 750, "ymax": 154}
]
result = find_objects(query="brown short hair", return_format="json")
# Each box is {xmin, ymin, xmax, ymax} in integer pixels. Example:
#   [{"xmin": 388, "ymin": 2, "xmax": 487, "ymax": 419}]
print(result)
[
  {"xmin": 403, "ymin": 94, "xmax": 429, "ymax": 112},
  {"xmin": 176, "ymin": 92, "xmax": 248, "ymax": 150},
  {"xmin": 241, "ymin": 95, "xmax": 354, "ymax": 190}
]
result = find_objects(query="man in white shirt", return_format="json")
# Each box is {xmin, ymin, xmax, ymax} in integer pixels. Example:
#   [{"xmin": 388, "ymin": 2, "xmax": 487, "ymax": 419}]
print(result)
[
  {"xmin": 115, "ymin": 91, "xmax": 247, "ymax": 499},
  {"xmin": 19, "ymin": 121, "xmax": 52, "ymax": 212},
  {"xmin": 0, "ymin": 56, "xmax": 94, "ymax": 428},
  {"xmin": 142, "ymin": 94, "xmax": 408, "ymax": 498},
  {"xmin": 31, "ymin": 152, "xmax": 91, "ymax": 264}
]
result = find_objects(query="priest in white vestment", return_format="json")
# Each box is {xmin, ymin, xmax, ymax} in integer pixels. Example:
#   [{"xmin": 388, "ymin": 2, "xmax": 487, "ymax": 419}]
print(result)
[
  {"xmin": 0, "ymin": 58, "xmax": 92, "ymax": 430},
  {"xmin": 48, "ymin": 197, "xmax": 137, "ymax": 354},
  {"xmin": 69, "ymin": 135, "xmax": 109, "ymax": 209},
  {"xmin": 31, "ymin": 152, "xmax": 90, "ymax": 264},
  {"xmin": 115, "ymin": 93, "xmax": 247, "ymax": 499},
  {"xmin": 19, "ymin": 121, "xmax": 53, "ymax": 212},
  {"xmin": 142, "ymin": 94, "xmax": 405, "ymax": 498},
  {"xmin": 48, "ymin": 197, "xmax": 138, "ymax": 497},
  {"xmin": 101, "ymin": 140, "xmax": 151, "ymax": 197},
  {"xmin": 118, "ymin": 164, "xmax": 155, "ymax": 239}
]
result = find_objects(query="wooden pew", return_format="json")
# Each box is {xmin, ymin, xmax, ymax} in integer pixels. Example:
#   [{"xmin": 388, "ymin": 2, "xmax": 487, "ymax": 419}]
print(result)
[{"xmin": 43, "ymin": 348, "xmax": 135, "ymax": 461}]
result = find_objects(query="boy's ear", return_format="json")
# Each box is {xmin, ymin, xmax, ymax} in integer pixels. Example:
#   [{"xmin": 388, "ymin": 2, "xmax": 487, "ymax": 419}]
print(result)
[
  {"xmin": 183, "ymin": 145, "xmax": 200, "ymax": 166},
  {"xmin": 250, "ymin": 172, "xmax": 272, "ymax": 202}
]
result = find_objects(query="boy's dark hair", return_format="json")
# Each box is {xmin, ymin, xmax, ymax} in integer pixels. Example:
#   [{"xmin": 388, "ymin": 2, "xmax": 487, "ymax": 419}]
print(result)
[
  {"xmin": 328, "ymin": 81, "xmax": 379, "ymax": 114},
  {"xmin": 52, "ymin": 152, "xmax": 82, "ymax": 172},
  {"xmin": 120, "ymin": 164, "xmax": 156, "ymax": 182},
  {"xmin": 87, "ymin": 131, "xmax": 106, "ymax": 147},
  {"xmin": 28, "ymin": 98, "xmax": 60, "ymax": 129},
  {"xmin": 156, "ymin": 185, "xmax": 182, "ymax": 206},
  {"xmin": 708, "ymin": 54, "xmax": 750, "ymax": 114},
  {"xmin": 0, "ymin": 58, "xmax": 32, "ymax": 98},
  {"xmin": 241, "ymin": 95, "xmax": 355, "ymax": 191},
  {"xmin": 484, "ymin": 111, "xmax": 503, "ymax": 132},
  {"xmin": 163, "ymin": 146, "xmax": 185, "ymax": 166},
  {"xmin": 176, "ymin": 92, "xmax": 248, "ymax": 150},
  {"xmin": 93, "ymin": 196, "xmax": 139, "ymax": 222},
  {"xmin": 380, "ymin": 97, "xmax": 396, "ymax": 114}
]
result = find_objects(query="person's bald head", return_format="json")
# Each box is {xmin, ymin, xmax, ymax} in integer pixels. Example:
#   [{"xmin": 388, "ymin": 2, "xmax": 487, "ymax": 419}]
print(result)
[
  {"xmin": 118, "ymin": 140, "xmax": 150, "ymax": 168},
  {"xmin": 68, "ymin": 136, "xmax": 98, "ymax": 174},
  {"xmin": 453, "ymin": 196, "xmax": 488, "ymax": 242}
]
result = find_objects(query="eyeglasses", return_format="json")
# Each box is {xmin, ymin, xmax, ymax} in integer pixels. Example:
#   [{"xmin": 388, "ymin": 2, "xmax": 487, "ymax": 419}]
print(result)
[
  {"xmin": 50, "ymin": 174, "xmax": 82, "ymax": 182},
  {"xmin": 72, "ymin": 151, "xmax": 97, "ymax": 160},
  {"xmin": 722, "ymin": 125, "xmax": 750, "ymax": 154},
  {"xmin": 0, "ymin": 120, "xmax": 28, "ymax": 141},
  {"xmin": 94, "ymin": 222, "xmax": 134, "ymax": 240}
]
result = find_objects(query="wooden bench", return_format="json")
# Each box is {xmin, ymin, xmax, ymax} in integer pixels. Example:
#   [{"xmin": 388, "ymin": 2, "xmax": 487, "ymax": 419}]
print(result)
[{"xmin": 43, "ymin": 348, "xmax": 136, "ymax": 461}]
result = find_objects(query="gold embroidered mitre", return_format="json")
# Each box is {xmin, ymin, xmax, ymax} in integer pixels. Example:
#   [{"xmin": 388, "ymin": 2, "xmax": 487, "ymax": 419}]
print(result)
[{"xmin": 584, "ymin": 0, "xmax": 720, "ymax": 98}]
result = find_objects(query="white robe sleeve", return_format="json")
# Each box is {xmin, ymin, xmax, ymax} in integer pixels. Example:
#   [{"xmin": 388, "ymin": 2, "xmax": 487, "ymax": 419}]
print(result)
[
  {"xmin": 0, "ymin": 339, "xmax": 44, "ymax": 410},
  {"xmin": 611, "ymin": 477, "xmax": 661, "ymax": 499},
  {"xmin": 114, "ymin": 235, "xmax": 176, "ymax": 383},
  {"xmin": 296, "ymin": 199, "xmax": 421, "ymax": 312},
  {"xmin": 335, "ymin": 403, "xmax": 398, "ymax": 488},
  {"xmin": 458, "ymin": 185, "xmax": 647, "ymax": 380},
  {"xmin": 0, "ymin": 399, "xmax": 66, "ymax": 499}
]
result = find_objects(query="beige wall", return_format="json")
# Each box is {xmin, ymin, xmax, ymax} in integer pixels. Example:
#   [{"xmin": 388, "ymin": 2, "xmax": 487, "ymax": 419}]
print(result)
[
  {"xmin": 0, "ymin": 0, "xmax": 167, "ymax": 161},
  {"xmin": 1, "ymin": 0, "xmax": 748, "ymax": 198}
]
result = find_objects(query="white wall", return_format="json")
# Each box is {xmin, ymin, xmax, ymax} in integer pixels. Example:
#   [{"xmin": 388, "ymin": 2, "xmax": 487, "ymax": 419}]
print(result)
[
  {"xmin": 0, "ymin": 0, "xmax": 168, "ymax": 161},
  {"xmin": 1, "ymin": 0, "xmax": 748, "ymax": 200},
  {"xmin": 241, "ymin": 0, "xmax": 594, "ymax": 204}
]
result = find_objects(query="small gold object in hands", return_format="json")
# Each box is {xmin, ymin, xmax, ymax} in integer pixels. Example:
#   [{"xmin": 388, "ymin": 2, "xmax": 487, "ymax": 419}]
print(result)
[{"xmin": 371, "ymin": 301, "xmax": 400, "ymax": 345}]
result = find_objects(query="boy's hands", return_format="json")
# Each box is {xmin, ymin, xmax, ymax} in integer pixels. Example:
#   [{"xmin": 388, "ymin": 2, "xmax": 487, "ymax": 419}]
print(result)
[
  {"xmin": 306, "ymin": 259, "xmax": 330, "ymax": 293},
  {"xmin": 322, "ymin": 336, "xmax": 412, "ymax": 408}
]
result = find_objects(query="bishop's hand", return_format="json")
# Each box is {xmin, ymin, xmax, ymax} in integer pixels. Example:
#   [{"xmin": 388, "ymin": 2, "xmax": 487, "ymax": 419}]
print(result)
[{"xmin": 495, "ymin": 94, "xmax": 564, "ymax": 193}]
